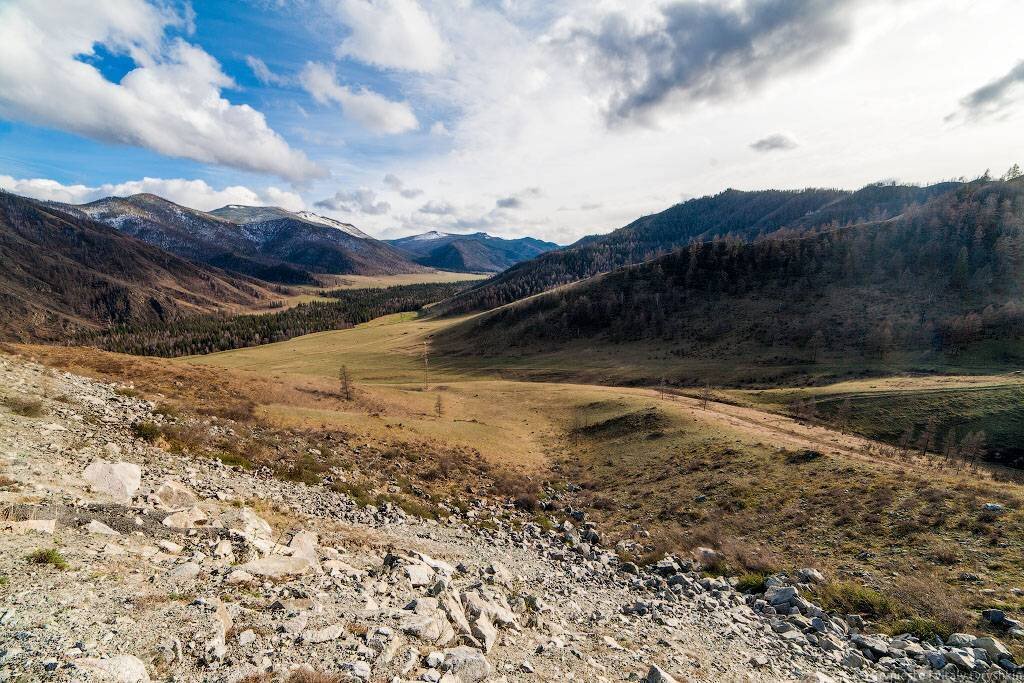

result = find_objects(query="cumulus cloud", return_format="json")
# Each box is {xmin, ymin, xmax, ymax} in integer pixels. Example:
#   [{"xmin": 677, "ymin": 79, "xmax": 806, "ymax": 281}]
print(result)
[
  {"xmin": 567, "ymin": 0, "xmax": 866, "ymax": 125},
  {"xmin": 315, "ymin": 188, "xmax": 390, "ymax": 215},
  {"xmin": 299, "ymin": 62, "xmax": 419, "ymax": 134},
  {"xmin": 0, "ymin": 0, "xmax": 323, "ymax": 182},
  {"xmin": 328, "ymin": 0, "xmax": 446, "ymax": 73},
  {"xmin": 750, "ymin": 133, "xmax": 798, "ymax": 152},
  {"xmin": 0, "ymin": 175, "xmax": 304, "ymax": 211},
  {"xmin": 418, "ymin": 199, "xmax": 456, "ymax": 215},
  {"xmin": 384, "ymin": 173, "xmax": 423, "ymax": 198},
  {"xmin": 246, "ymin": 55, "xmax": 288, "ymax": 86},
  {"xmin": 495, "ymin": 187, "xmax": 542, "ymax": 209},
  {"xmin": 951, "ymin": 59, "xmax": 1024, "ymax": 122}
]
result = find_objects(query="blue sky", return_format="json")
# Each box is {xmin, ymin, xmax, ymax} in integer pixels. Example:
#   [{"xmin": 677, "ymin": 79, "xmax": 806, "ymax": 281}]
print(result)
[{"xmin": 1, "ymin": 1, "xmax": 1023, "ymax": 242}]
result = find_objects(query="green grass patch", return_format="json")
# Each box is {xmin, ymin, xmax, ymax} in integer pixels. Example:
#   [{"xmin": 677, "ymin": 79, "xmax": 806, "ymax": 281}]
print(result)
[
  {"xmin": 132, "ymin": 421, "xmax": 161, "ymax": 443},
  {"xmin": 27, "ymin": 548, "xmax": 68, "ymax": 570},
  {"xmin": 736, "ymin": 572, "xmax": 769, "ymax": 594}
]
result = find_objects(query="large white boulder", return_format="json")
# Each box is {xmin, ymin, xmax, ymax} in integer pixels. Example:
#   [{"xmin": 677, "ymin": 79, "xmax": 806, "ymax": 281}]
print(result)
[
  {"xmin": 154, "ymin": 480, "xmax": 198, "ymax": 509},
  {"xmin": 83, "ymin": 459, "xmax": 141, "ymax": 502},
  {"xmin": 219, "ymin": 507, "xmax": 273, "ymax": 541},
  {"xmin": 238, "ymin": 555, "xmax": 311, "ymax": 579},
  {"xmin": 75, "ymin": 655, "xmax": 150, "ymax": 682}
]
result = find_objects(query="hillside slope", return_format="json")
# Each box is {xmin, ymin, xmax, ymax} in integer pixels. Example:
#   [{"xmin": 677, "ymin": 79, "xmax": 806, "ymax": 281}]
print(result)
[
  {"xmin": 438, "ymin": 178, "xmax": 1024, "ymax": 383},
  {"xmin": 0, "ymin": 192, "xmax": 271, "ymax": 341},
  {"xmin": 438, "ymin": 183, "xmax": 961, "ymax": 314},
  {"xmin": 387, "ymin": 231, "xmax": 559, "ymax": 272}
]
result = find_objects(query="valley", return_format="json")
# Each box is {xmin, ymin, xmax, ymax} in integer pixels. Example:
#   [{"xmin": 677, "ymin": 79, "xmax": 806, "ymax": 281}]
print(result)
[{"xmin": 3, "ymin": 174, "xmax": 1024, "ymax": 681}]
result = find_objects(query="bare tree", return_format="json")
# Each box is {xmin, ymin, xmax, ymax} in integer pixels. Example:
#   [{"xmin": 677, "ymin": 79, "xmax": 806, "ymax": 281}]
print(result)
[
  {"xmin": 435, "ymin": 393, "xmax": 443, "ymax": 417},
  {"xmin": 699, "ymin": 384, "xmax": 713, "ymax": 410},
  {"xmin": 897, "ymin": 426, "xmax": 915, "ymax": 461},
  {"xmin": 917, "ymin": 417, "xmax": 938, "ymax": 460},
  {"xmin": 834, "ymin": 398, "xmax": 852, "ymax": 432},
  {"xmin": 339, "ymin": 365, "xmax": 352, "ymax": 400},
  {"xmin": 422, "ymin": 341, "xmax": 429, "ymax": 391}
]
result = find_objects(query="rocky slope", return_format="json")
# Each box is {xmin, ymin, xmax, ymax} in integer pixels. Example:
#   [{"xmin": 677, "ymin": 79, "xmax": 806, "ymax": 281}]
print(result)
[{"xmin": 0, "ymin": 353, "xmax": 1019, "ymax": 682}]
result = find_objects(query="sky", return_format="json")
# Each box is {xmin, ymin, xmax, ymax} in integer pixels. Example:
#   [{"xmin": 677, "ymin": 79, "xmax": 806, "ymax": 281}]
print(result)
[{"xmin": 1, "ymin": 0, "xmax": 1023, "ymax": 244}]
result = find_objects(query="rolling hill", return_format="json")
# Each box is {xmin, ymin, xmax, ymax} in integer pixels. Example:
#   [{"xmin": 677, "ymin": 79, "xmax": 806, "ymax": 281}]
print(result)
[
  {"xmin": 438, "ymin": 178, "xmax": 1024, "ymax": 380},
  {"xmin": 437, "ymin": 182, "xmax": 962, "ymax": 314},
  {"xmin": 0, "ymin": 191, "xmax": 273, "ymax": 341},
  {"xmin": 52, "ymin": 194, "xmax": 425, "ymax": 284},
  {"xmin": 386, "ymin": 231, "xmax": 559, "ymax": 272}
]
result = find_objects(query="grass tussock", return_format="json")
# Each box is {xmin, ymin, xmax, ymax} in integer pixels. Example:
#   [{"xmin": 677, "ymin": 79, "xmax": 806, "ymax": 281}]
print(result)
[
  {"xmin": 27, "ymin": 548, "xmax": 68, "ymax": 570},
  {"xmin": 132, "ymin": 421, "xmax": 161, "ymax": 443},
  {"xmin": 813, "ymin": 575, "xmax": 969, "ymax": 640}
]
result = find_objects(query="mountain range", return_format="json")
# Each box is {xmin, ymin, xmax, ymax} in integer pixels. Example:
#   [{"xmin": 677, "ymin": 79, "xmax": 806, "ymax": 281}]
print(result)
[
  {"xmin": 52, "ymin": 194, "xmax": 424, "ymax": 284},
  {"xmin": 0, "ymin": 191, "xmax": 272, "ymax": 341},
  {"xmin": 386, "ymin": 231, "xmax": 559, "ymax": 272}
]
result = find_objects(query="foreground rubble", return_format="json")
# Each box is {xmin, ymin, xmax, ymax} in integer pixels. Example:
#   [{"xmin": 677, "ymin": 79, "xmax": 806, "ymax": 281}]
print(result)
[{"xmin": 0, "ymin": 354, "xmax": 1018, "ymax": 681}]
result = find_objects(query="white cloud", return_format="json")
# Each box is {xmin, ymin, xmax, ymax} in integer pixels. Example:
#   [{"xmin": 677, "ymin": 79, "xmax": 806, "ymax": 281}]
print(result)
[
  {"xmin": 299, "ymin": 61, "xmax": 419, "ymax": 134},
  {"xmin": 246, "ymin": 55, "xmax": 288, "ymax": 86},
  {"xmin": 383, "ymin": 173, "xmax": 423, "ymax": 198},
  {"xmin": 418, "ymin": 199, "xmax": 455, "ymax": 215},
  {"xmin": 329, "ymin": 0, "xmax": 446, "ymax": 73},
  {"xmin": 0, "ymin": 175, "xmax": 304, "ymax": 212},
  {"xmin": 315, "ymin": 188, "xmax": 390, "ymax": 215},
  {"xmin": 0, "ymin": 0, "xmax": 323, "ymax": 182}
]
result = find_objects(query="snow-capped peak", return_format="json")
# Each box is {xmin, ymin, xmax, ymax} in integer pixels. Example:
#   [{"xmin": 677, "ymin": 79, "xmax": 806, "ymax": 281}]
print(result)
[
  {"xmin": 294, "ymin": 211, "xmax": 372, "ymax": 239},
  {"xmin": 411, "ymin": 230, "xmax": 449, "ymax": 240}
]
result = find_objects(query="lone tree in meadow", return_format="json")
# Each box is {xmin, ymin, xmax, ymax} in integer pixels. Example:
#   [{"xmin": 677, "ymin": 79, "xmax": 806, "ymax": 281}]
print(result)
[
  {"xmin": 435, "ymin": 393, "xmax": 444, "ymax": 417},
  {"xmin": 698, "ymin": 384, "xmax": 713, "ymax": 410},
  {"xmin": 339, "ymin": 365, "xmax": 352, "ymax": 400}
]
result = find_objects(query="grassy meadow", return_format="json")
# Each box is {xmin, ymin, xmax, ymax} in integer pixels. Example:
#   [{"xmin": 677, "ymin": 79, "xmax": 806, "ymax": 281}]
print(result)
[{"xmin": 13, "ymin": 306, "xmax": 1024, "ymax": 645}]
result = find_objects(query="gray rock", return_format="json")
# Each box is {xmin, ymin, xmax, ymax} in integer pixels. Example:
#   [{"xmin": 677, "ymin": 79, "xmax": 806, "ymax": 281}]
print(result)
[
  {"xmin": 765, "ymin": 585, "xmax": 798, "ymax": 606},
  {"xmin": 154, "ymin": 480, "xmax": 198, "ymax": 509},
  {"xmin": 75, "ymin": 655, "xmax": 150, "ymax": 682},
  {"xmin": 645, "ymin": 664, "xmax": 679, "ymax": 683},
  {"xmin": 238, "ymin": 555, "xmax": 311, "ymax": 579},
  {"xmin": 973, "ymin": 636, "xmax": 1011, "ymax": 661},
  {"xmin": 442, "ymin": 646, "xmax": 491, "ymax": 682},
  {"xmin": 797, "ymin": 567, "xmax": 826, "ymax": 584},
  {"xmin": 85, "ymin": 520, "xmax": 119, "ymax": 535},
  {"xmin": 83, "ymin": 459, "xmax": 141, "ymax": 502}
]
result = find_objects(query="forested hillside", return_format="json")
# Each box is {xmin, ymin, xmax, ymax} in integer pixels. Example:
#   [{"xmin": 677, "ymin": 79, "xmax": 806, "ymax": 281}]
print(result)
[
  {"xmin": 78, "ymin": 281, "xmax": 474, "ymax": 357},
  {"xmin": 439, "ymin": 178, "xmax": 1024, "ymax": 371},
  {"xmin": 438, "ymin": 183, "xmax": 962, "ymax": 314},
  {"xmin": 0, "ymin": 192, "xmax": 272, "ymax": 342}
]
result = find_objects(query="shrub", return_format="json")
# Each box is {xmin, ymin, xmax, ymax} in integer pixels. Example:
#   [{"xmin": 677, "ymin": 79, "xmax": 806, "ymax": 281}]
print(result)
[
  {"xmin": 27, "ymin": 548, "xmax": 68, "ymax": 570},
  {"xmin": 736, "ymin": 572, "xmax": 769, "ymax": 594},
  {"xmin": 3, "ymin": 396, "xmax": 44, "ymax": 417},
  {"xmin": 132, "ymin": 421, "xmax": 161, "ymax": 443}
]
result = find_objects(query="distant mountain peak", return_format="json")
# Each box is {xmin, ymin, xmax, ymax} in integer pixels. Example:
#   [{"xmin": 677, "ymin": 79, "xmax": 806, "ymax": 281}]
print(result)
[{"xmin": 387, "ymin": 230, "xmax": 559, "ymax": 272}]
